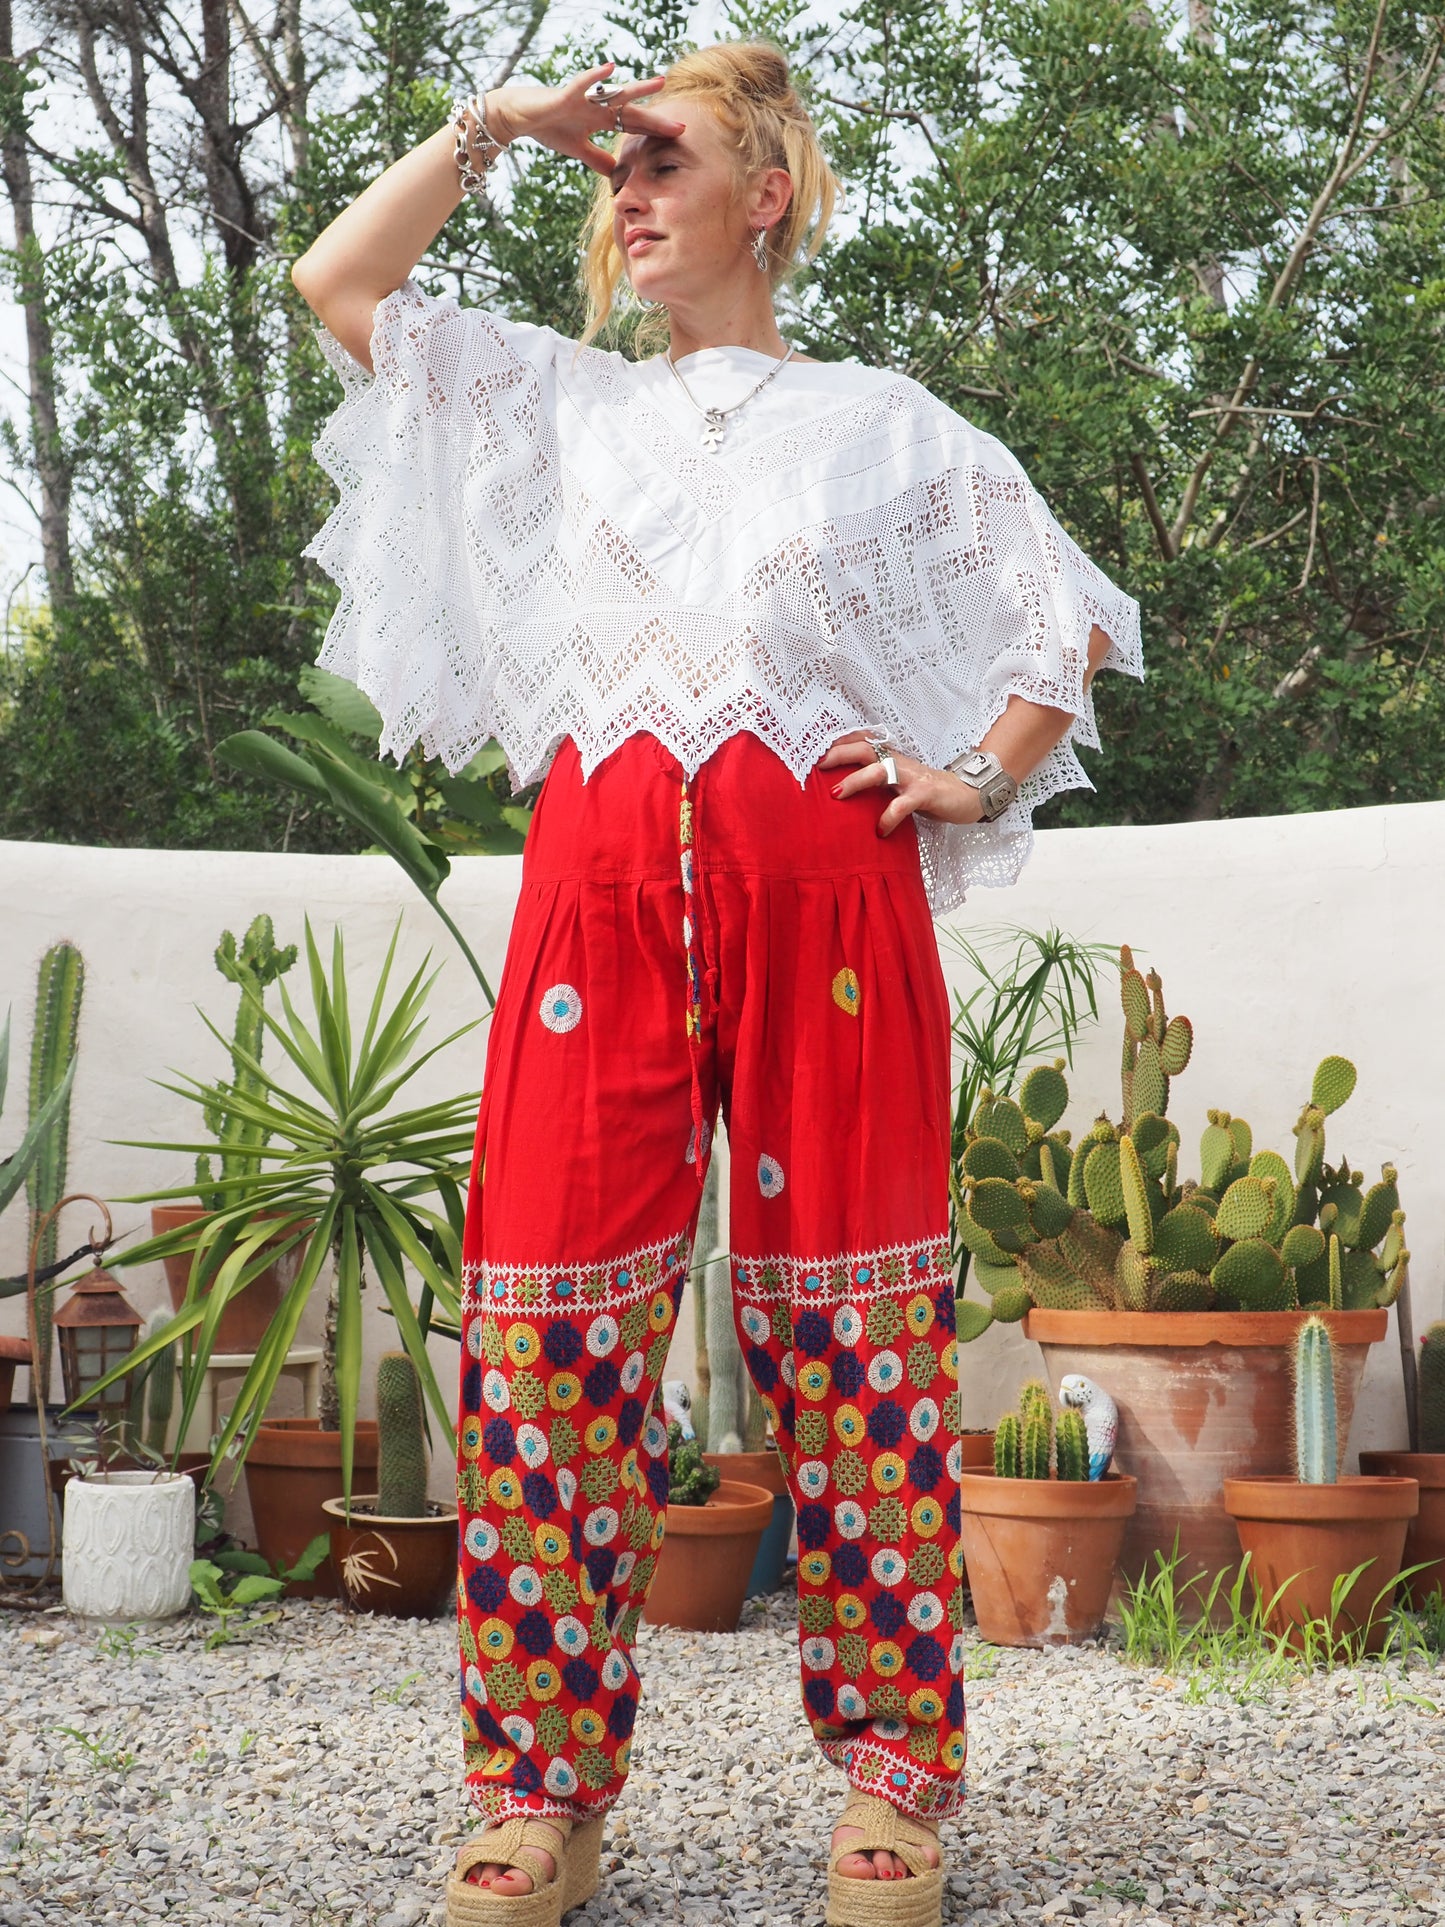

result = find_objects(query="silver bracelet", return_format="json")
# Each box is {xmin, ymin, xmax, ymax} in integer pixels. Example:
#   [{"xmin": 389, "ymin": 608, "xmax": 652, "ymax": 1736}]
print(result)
[{"xmin": 451, "ymin": 93, "xmax": 506, "ymax": 200}]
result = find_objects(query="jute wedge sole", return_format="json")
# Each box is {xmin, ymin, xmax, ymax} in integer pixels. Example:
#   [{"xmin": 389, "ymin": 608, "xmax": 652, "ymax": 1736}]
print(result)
[
  {"xmin": 825, "ymin": 1793, "xmax": 943, "ymax": 1927},
  {"xmin": 445, "ymin": 1814, "xmax": 604, "ymax": 1927}
]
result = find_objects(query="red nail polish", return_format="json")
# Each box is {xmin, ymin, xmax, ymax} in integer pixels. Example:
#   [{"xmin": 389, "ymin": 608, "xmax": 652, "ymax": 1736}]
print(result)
[{"xmin": 830, "ymin": 783, "xmax": 843, "ymax": 798}]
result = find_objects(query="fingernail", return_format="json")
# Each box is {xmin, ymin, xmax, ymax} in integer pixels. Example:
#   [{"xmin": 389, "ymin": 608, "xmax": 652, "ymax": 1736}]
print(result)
[{"xmin": 830, "ymin": 783, "xmax": 843, "ymax": 798}]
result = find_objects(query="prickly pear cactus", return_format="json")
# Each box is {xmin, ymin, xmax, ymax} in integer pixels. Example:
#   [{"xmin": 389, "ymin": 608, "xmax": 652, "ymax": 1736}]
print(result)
[{"xmin": 953, "ymin": 947, "xmax": 1408, "ymax": 1342}]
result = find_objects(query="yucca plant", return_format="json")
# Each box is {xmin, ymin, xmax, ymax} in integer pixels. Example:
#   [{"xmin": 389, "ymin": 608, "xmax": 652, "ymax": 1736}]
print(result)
[{"xmin": 74, "ymin": 917, "xmax": 480, "ymax": 1505}]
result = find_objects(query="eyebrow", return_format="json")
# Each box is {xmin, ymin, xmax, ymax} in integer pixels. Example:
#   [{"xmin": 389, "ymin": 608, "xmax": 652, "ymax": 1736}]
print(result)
[{"xmin": 610, "ymin": 137, "xmax": 684, "ymax": 189}]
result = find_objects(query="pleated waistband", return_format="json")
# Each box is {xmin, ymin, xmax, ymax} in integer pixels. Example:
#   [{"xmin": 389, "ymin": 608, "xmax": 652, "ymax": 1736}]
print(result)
[{"xmin": 523, "ymin": 731, "xmax": 921, "ymax": 885}]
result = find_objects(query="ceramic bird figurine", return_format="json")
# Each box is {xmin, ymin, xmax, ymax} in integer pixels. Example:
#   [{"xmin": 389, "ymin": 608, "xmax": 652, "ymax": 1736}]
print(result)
[
  {"xmin": 661, "ymin": 1378, "xmax": 695, "ymax": 1440},
  {"xmin": 1059, "ymin": 1374, "xmax": 1119, "ymax": 1481}
]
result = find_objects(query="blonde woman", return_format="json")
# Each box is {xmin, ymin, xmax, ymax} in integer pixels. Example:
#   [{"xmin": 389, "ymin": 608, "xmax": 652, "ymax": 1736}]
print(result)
[{"xmin": 293, "ymin": 39, "xmax": 1140, "ymax": 1927}]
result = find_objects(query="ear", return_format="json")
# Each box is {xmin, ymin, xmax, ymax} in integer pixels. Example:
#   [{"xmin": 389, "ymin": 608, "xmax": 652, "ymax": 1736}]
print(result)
[{"xmin": 749, "ymin": 164, "xmax": 795, "ymax": 229}]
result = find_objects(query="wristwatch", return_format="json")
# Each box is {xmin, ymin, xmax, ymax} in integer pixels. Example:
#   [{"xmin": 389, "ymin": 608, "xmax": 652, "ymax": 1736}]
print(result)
[{"xmin": 948, "ymin": 748, "xmax": 1018, "ymax": 821}]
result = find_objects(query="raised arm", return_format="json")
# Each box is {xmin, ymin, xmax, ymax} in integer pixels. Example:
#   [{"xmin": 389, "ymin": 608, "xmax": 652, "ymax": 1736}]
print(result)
[{"xmin": 290, "ymin": 64, "xmax": 686, "ymax": 371}]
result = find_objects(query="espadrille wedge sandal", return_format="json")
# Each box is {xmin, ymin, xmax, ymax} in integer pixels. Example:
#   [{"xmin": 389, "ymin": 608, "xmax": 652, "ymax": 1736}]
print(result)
[
  {"xmin": 445, "ymin": 1813, "xmax": 604, "ymax": 1927},
  {"xmin": 825, "ymin": 1793, "xmax": 943, "ymax": 1927}
]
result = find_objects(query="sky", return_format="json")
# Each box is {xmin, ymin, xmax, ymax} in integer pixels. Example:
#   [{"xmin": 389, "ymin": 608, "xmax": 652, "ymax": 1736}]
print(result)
[{"xmin": 0, "ymin": 0, "xmax": 739, "ymax": 620}]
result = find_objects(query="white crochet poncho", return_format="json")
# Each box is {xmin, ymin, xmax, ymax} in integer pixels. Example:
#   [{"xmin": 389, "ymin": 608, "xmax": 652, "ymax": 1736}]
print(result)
[{"xmin": 305, "ymin": 279, "xmax": 1143, "ymax": 917}]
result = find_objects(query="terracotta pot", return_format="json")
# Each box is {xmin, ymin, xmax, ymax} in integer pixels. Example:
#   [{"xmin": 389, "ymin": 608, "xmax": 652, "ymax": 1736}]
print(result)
[
  {"xmin": 1222, "ymin": 1473, "xmax": 1419, "ymax": 1655},
  {"xmin": 959, "ymin": 1466, "xmax": 1137, "ymax": 1647},
  {"xmin": 957, "ymin": 1431, "xmax": 996, "ymax": 1593},
  {"xmin": 321, "ymin": 1496, "xmax": 458, "ymax": 1618},
  {"xmin": 1025, "ymin": 1308, "xmax": 1386, "ymax": 1621},
  {"xmin": 643, "ymin": 1479, "xmax": 775, "ymax": 1633},
  {"xmin": 705, "ymin": 1448, "xmax": 796, "ymax": 1599},
  {"xmin": 243, "ymin": 1417, "xmax": 380, "ymax": 1598},
  {"xmin": 1357, "ymin": 1452, "xmax": 1445, "ymax": 1607},
  {"xmin": 0, "ymin": 1335, "xmax": 30, "ymax": 1409},
  {"xmin": 150, "ymin": 1204, "xmax": 309, "ymax": 1354}
]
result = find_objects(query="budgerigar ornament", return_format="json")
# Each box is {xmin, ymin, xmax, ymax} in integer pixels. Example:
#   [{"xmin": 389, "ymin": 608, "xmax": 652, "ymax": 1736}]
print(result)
[
  {"xmin": 661, "ymin": 1379, "xmax": 695, "ymax": 1441},
  {"xmin": 1059, "ymin": 1375, "xmax": 1118, "ymax": 1481}
]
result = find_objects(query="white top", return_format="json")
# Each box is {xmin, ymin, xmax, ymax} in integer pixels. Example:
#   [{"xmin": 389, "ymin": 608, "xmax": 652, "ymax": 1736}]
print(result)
[{"xmin": 306, "ymin": 278, "xmax": 1143, "ymax": 916}]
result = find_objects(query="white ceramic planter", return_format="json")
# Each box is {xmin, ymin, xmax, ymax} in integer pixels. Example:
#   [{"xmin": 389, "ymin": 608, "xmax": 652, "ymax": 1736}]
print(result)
[{"xmin": 61, "ymin": 1471, "xmax": 195, "ymax": 1622}]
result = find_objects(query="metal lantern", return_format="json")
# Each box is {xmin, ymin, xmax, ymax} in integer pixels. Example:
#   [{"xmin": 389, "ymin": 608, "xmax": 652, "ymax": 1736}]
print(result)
[{"xmin": 53, "ymin": 1259, "xmax": 141, "ymax": 1417}]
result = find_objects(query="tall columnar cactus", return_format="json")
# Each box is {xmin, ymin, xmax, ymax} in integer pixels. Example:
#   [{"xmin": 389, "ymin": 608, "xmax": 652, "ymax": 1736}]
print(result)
[
  {"xmin": 954, "ymin": 948, "xmax": 1408, "ymax": 1343},
  {"xmin": 1419, "ymin": 1323, "xmax": 1445, "ymax": 1455},
  {"xmin": 1292, "ymin": 1314, "xmax": 1338, "ymax": 1485},
  {"xmin": 124, "ymin": 1307, "xmax": 177, "ymax": 1459},
  {"xmin": 376, "ymin": 1350, "xmax": 430, "ymax": 1517},
  {"xmin": 25, "ymin": 942, "xmax": 85, "ymax": 1396},
  {"xmin": 196, "ymin": 917, "xmax": 298, "ymax": 1211}
]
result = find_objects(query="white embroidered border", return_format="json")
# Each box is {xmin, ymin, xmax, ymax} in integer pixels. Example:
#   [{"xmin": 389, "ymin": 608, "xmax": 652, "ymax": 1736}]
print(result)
[
  {"xmin": 730, "ymin": 1235, "xmax": 954, "ymax": 1308},
  {"xmin": 816, "ymin": 1733, "xmax": 968, "ymax": 1819},
  {"xmin": 463, "ymin": 1229, "xmax": 694, "ymax": 1317}
]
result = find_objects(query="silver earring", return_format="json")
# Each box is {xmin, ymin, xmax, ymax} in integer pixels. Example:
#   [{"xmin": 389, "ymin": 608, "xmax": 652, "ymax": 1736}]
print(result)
[{"xmin": 751, "ymin": 226, "xmax": 769, "ymax": 272}]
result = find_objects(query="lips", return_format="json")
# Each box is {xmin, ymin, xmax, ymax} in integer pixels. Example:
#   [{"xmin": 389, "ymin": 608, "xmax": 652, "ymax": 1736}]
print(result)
[{"xmin": 625, "ymin": 230, "xmax": 664, "ymax": 251}]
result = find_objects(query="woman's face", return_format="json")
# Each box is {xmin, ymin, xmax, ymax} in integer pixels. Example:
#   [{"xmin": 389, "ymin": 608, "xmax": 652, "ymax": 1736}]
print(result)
[{"xmin": 609, "ymin": 97, "xmax": 791, "ymax": 308}]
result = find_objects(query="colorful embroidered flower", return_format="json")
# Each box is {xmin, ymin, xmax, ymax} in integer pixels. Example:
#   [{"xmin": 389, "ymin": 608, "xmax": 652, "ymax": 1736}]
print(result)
[
  {"xmin": 867, "ymin": 1350, "xmax": 904, "ymax": 1393},
  {"xmin": 544, "ymin": 1759, "xmax": 579, "ymax": 1797},
  {"xmin": 571, "ymin": 1707, "xmax": 605, "ymax": 1745},
  {"xmin": 871, "ymin": 1641, "xmax": 905, "ymax": 1677},
  {"xmin": 647, "ymin": 1290, "xmax": 673, "ymax": 1333},
  {"xmin": 834, "ymin": 1500, "xmax": 866, "ymax": 1540},
  {"xmin": 778, "ymin": 1350, "xmax": 798, "ymax": 1390},
  {"xmin": 740, "ymin": 1306, "xmax": 770, "ymax": 1345},
  {"xmin": 642, "ymin": 1415, "xmax": 668, "ymax": 1457},
  {"xmin": 944, "ymin": 1731, "xmax": 967, "ymax": 1770},
  {"xmin": 796, "ymin": 1460, "xmax": 830, "ymax": 1500},
  {"xmin": 508, "ymin": 1566, "xmax": 544, "ymax": 1608},
  {"xmin": 871, "ymin": 1548, "xmax": 908, "ymax": 1587},
  {"xmin": 555, "ymin": 1615, "xmax": 589, "ymax": 1656},
  {"xmin": 801, "ymin": 1636, "xmax": 836, "ymax": 1672},
  {"xmin": 556, "ymin": 1467, "xmax": 578, "ymax": 1510},
  {"xmin": 583, "ymin": 1506, "xmax": 619, "ymax": 1546},
  {"xmin": 837, "ymin": 1683, "xmax": 868, "ymax": 1720},
  {"xmin": 619, "ymin": 1351, "xmax": 645, "ymax": 1395},
  {"xmin": 585, "ymin": 1416, "xmax": 618, "ymax": 1455},
  {"xmin": 464, "ymin": 1663, "xmax": 487, "ymax": 1705},
  {"xmin": 587, "ymin": 1314, "xmax": 620, "ymax": 1357},
  {"xmin": 515, "ymin": 1423, "xmax": 549, "ymax": 1469},
  {"xmin": 613, "ymin": 1550, "xmax": 637, "ymax": 1588},
  {"xmin": 905, "ymin": 1293, "xmax": 935, "ymax": 1337},
  {"xmin": 538, "ymin": 984, "xmax": 582, "ymax": 1033},
  {"xmin": 798, "ymin": 1359, "xmax": 832, "ymax": 1402},
  {"xmin": 758, "ymin": 1153, "xmax": 785, "ymax": 1197},
  {"xmin": 910, "ymin": 1397, "xmax": 940, "ymax": 1441},
  {"xmin": 524, "ymin": 1660, "xmax": 562, "ymax": 1702},
  {"xmin": 831, "ymin": 966, "xmax": 861, "ymax": 1015},
  {"xmin": 909, "ymin": 1687, "xmax": 945, "ymax": 1723},
  {"xmin": 907, "ymin": 1591, "xmax": 945, "ymax": 1632},
  {"xmin": 911, "ymin": 1496, "xmax": 945, "ymax": 1540},
  {"xmin": 798, "ymin": 1550, "xmax": 832, "ymax": 1588},
  {"xmin": 833, "ymin": 1305, "xmax": 864, "ymax": 1347},
  {"xmin": 871, "ymin": 1451, "xmax": 907, "ymax": 1494},
  {"xmin": 500, "ymin": 1713, "xmax": 535, "ymax": 1752},
  {"xmin": 833, "ymin": 1403, "xmax": 865, "ymax": 1445},
  {"xmin": 465, "ymin": 1319, "xmax": 484, "ymax": 1360},
  {"xmin": 945, "ymin": 1438, "xmax": 964, "ymax": 1481},
  {"xmin": 504, "ymin": 1323, "xmax": 541, "ymax": 1369},
  {"xmin": 463, "ymin": 1518, "xmax": 498, "ymax": 1561},
  {"xmin": 487, "ymin": 1468, "xmax": 523, "ymax": 1510},
  {"xmin": 547, "ymin": 1371, "xmax": 582, "ymax": 1411},
  {"xmin": 478, "ymin": 1618, "xmax": 514, "ymax": 1660},
  {"xmin": 600, "ymin": 1651, "xmax": 632, "ymax": 1693},
  {"xmin": 459, "ymin": 1415, "xmax": 484, "ymax": 1461},
  {"xmin": 940, "ymin": 1339, "xmax": 959, "ymax": 1380},
  {"xmin": 533, "ymin": 1524, "xmax": 569, "ymax": 1566}
]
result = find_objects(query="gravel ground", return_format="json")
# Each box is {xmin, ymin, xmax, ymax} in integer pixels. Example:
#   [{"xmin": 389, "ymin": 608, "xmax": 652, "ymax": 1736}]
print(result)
[{"xmin": 1, "ymin": 1583, "xmax": 1443, "ymax": 1927}]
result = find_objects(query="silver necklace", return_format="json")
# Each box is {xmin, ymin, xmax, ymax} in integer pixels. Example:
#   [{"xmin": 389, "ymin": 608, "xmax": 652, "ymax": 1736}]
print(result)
[{"xmin": 665, "ymin": 340, "xmax": 798, "ymax": 450}]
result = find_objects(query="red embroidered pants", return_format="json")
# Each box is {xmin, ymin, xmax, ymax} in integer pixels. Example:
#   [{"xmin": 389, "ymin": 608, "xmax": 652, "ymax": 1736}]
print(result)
[{"xmin": 455, "ymin": 730, "xmax": 967, "ymax": 1827}]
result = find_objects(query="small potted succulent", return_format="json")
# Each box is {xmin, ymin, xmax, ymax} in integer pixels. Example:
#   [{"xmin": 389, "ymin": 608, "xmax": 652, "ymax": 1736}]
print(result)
[
  {"xmin": 1359, "ymin": 1322, "xmax": 1445, "ymax": 1606},
  {"xmin": 642, "ymin": 1420, "xmax": 774, "ymax": 1633},
  {"xmin": 1223, "ymin": 1316, "xmax": 1420, "ymax": 1654},
  {"xmin": 322, "ymin": 1351, "xmax": 458, "ymax": 1618},
  {"xmin": 959, "ymin": 1377, "xmax": 1136, "ymax": 1647}
]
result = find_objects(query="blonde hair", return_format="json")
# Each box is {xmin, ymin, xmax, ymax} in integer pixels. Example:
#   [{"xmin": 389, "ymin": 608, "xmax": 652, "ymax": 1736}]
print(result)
[{"xmin": 575, "ymin": 40, "xmax": 840, "ymax": 359}]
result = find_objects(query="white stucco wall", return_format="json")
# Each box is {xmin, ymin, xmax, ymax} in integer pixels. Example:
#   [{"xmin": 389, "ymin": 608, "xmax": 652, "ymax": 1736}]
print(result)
[{"xmin": 2, "ymin": 799, "xmax": 1439, "ymax": 1530}]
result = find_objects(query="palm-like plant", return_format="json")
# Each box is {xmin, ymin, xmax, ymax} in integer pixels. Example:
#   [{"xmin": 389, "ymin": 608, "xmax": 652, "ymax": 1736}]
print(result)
[{"xmin": 79, "ymin": 918, "xmax": 480, "ymax": 1504}]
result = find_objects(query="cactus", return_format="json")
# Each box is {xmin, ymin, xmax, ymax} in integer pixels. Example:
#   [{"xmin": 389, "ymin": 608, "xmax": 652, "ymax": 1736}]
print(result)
[
  {"xmin": 1292, "ymin": 1315, "xmax": 1338, "ymax": 1485},
  {"xmin": 667, "ymin": 1419, "xmax": 721, "ymax": 1506},
  {"xmin": 1056, "ymin": 1406, "xmax": 1089, "ymax": 1481},
  {"xmin": 24, "ymin": 942, "xmax": 84, "ymax": 1396},
  {"xmin": 123, "ymin": 1306, "xmax": 178, "ymax": 1460},
  {"xmin": 376, "ymin": 1350, "xmax": 430, "ymax": 1517},
  {"xmin": 195, "ymin": 917, "xmax": 298, "ymax": 1211},
  {"xmin": 954, "ymin": 949, "xmax": 1408, "ymax": 1341},
  {"xmin": 993, "ymin": 1411, "xmax": 1021, "ymax": 1478},
  {"xmin": 1419, "ymin": 1323, "xmax": 1445, "ymax": 1455}
]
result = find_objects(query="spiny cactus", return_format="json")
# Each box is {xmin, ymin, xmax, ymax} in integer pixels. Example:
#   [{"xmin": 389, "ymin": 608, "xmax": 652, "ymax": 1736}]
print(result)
[
  {"xmin": 1292, "ymin": 1315, "xmax": 1338, "ymax": 1485},
  {"xmin": 993, "ymin": 1410, "xmax": 1021, "ymax": 1478},
  {"xmin": 954, "ymin": 949, "xmax": 1408, "ymax": 1342},
  {"xmin": 196, "ymin": 917, "xmax": 298, "ymax": 1211},
  {"xmin": 667, "ymin": 1419, "xmax": 721, "ymax": 1506},
  {"xmin": 376, "ymin": 1351, "xmax": 430, "ymax": 1517},
  {"xmin": 124, "ymin": 1306, "xmax": 178, "ymax": 1460},
  {"xmin": 25, "ymin": 942, "xmax": 84, "ymax": 1396},
  {"xmin": 1419, "ymin": 1323, "xmax": 1445, "ymax": 1455},
  {"xmin": 1056, "ymin": 1407, "xmax": 1089, "ymax": 1481}
]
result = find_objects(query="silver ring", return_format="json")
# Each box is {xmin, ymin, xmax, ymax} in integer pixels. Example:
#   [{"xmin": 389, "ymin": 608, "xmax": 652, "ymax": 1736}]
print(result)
[
  {"xmin": 878, "ymin": 753, "xmax": 899, "ymax": 787},
  {"xmin": 583, "ymin": 80, "xmax": 625, "ymax": 131}
]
